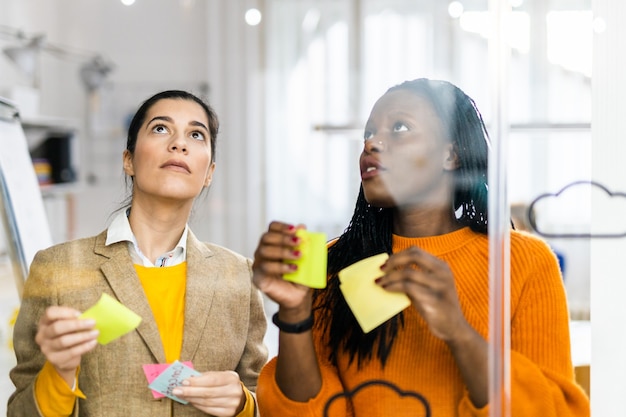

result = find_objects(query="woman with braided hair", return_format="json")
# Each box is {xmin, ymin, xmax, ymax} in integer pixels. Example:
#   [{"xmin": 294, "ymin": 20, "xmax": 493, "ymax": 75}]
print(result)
[{"xmin": 251, "ymin": 78, "xmax": 589, "ymax": 416}]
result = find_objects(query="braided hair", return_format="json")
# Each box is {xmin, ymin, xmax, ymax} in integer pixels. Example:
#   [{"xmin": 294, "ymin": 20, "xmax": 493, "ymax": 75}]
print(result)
[{"xmin": 313, "ymin": 78, "xmax": 490, "ymax": 367}]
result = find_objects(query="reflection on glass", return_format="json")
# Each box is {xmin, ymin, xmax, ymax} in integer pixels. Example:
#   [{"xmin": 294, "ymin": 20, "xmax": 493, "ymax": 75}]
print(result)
[{"xmin": 263, "ymin": 0, "xmax": 591, "ymax": 412}]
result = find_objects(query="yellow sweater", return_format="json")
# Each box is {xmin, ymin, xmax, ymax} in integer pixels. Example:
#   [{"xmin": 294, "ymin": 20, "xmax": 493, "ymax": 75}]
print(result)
[
  {"xmin": 257, "ymin": 228, "xmax": 590, "ymax": 417},
  {"xmin": 135, "ymin": 262, "xmax": 186, "ymax": 363}
]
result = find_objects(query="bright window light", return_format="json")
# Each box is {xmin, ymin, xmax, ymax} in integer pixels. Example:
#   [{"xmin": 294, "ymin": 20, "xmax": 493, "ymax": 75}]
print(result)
[
  {"xmin": 245, "ymin": 8, "xmax": 262, "ymax": 26},
  {"xmin": 459, "ymin": 11, "xmax": 529, "ymax": 53},
  {"xmin": 546, "ymin": 11, "xmax": 593, "ymax": 77},
  {"xmin": 448, "ymin": 1, "xmax": 464, "ymax": 19},
  {"xmin": 592, "ymin": 17, "xmax": 606, "ymax": 34},
  {"xmin": 458, "ymin": 9, "xmax": 592, "ymax": 77},
  {"xmin": 302, "ymin": 8, "xmax": 321, "ymax": 33}
]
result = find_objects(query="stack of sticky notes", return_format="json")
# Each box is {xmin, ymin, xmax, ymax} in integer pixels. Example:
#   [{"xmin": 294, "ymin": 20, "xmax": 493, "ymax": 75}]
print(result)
[
  {"xmin": 142, "ymin": 361, "xmax": 194, "ymax": 399},
  {"xmin": 338, "ymin": 253, "xmax": 411, "ymax": 333},
  {"xmin": 147, "ymin": 361, "xmax": 200, "ymax": 404},
  {"xmin": 283, "ymin": 229, "xmax": 327, "ymax": 289}
]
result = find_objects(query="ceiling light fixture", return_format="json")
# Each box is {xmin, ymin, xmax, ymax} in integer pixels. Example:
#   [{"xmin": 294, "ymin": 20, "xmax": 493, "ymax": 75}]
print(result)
[{"xmin": 0, "ymin": 25, "xmax": 114, "ymax": 92}]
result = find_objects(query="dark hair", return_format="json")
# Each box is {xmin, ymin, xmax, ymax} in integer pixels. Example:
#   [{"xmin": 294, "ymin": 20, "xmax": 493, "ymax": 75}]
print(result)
[
  {"xmin": 314, "ymin": 78, "xmax": 490, "ymax": 367},
  {"xmin": 126, "ymin": 89, "xmax": 219, "ymax": 163}
]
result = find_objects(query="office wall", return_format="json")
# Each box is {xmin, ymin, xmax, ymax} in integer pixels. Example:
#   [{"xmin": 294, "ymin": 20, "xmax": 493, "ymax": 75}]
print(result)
[
  {"xmin": 0, "ymin": 0, "xmax": 265, "ymax": 257},
  {"xmin": 0, "ymin": 3, "xmax": 269, "ymax": 413},
  {"xmin": 1, "ymin": 0, "xmax": 601, "ymax": 414}
]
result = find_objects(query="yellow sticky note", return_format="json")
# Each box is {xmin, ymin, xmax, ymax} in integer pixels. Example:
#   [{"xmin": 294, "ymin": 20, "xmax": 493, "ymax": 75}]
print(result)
[
  {"xmin": 283, "ymin": 229, "xmax": 327, "ymax": 289},
  {"xmin": 338, "ymin": 253, "xmax": 411, "ymax": 333},
  {"xmin": 80, "ymin": 293, "xmax": 142, "ymax": 345}
]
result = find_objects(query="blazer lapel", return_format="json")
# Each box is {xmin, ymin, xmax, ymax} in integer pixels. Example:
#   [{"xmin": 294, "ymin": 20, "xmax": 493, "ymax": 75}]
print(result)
[
  {"xmin": 94, "ymin": 232, "xmax": 166, "ymax": 363},
  {"xmin": 180, "ymin": 231, "xmax": 217, "ymax": 361}
]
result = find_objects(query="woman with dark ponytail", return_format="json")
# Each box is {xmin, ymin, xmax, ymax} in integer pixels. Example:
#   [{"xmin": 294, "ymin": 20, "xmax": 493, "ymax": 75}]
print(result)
[
  {"xmin": 252, "ymin": 78, "xmax": 589, "ymax": 416},
  {"xmin": 9, "ymin": 90, "xmax": 267, "ymax": 417}
]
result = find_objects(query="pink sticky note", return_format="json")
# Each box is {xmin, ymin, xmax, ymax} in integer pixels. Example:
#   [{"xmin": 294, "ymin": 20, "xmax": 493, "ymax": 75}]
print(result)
[{"xmin": 142, "ymin": 361, "xmax": 194, "ymax": 399}]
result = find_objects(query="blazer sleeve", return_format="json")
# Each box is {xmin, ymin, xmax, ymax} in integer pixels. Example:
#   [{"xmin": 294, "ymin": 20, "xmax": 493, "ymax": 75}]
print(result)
[
  {"xmin": 7, "ymin": 249, "xmax": 79, "ymax": 417},
  {"xmin": 235, "ymin": 258, "xmax": 269, "ymax": 415}
]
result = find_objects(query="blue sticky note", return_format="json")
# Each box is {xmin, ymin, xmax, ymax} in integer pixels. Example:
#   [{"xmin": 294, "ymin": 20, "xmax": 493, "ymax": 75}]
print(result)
[{"xmin": 147, "ymin": 360, "xmax": 201, "ymax": 404}]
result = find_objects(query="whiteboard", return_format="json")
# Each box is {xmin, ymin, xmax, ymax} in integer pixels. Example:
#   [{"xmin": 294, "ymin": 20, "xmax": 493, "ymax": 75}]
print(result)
[{"xmin": 0, "ymin": 97, "xmax": 53, "ymax": 298}]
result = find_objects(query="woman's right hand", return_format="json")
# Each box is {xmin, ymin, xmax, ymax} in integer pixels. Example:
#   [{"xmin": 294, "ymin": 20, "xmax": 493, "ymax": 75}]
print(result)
[
  {"xmin": 253, "ymin": 222, "xmax": 323, "ymax": 402},
  {"xmin": 252, "ymin": 221, "xmax": 312, "ymax": 311},
  {"xmin": 35, "ymin": 306, "xmax": 99, "ymax": 386}
]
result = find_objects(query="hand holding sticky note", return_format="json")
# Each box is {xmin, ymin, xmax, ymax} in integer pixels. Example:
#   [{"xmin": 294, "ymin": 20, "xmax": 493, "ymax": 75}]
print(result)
[
  {"xmin": 339, "ymin": 253, "xmax": 411, "ymax": 333},
  {"xmin": 143, "ymin": 361, "xmax": 194, "ymax": 399},
  {"xmin": 283, "ymin": 229, "xmax": 327, "ymax": 289},
  {"xmin": 79, "ymin": 293, "xmax": 142, "ymax": 345},
  {"xmin": 148, "ymin": 360, "xmax": 201, "ymax": 404}
]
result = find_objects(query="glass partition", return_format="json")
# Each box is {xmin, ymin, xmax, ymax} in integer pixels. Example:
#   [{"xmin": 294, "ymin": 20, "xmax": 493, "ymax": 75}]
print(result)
[
  {"xmin": 0, "ymin": 0, "xmax": 596, "ymax": 415},
  {"xmin": 263, "ymin": 0, "xmax": 591, "ymax": 414}
]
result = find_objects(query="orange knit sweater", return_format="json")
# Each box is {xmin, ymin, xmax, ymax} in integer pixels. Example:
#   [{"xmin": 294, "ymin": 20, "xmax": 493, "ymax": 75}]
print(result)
[{"xmin": 257, "ymin": 228, "xmax": 590, "ymax": 417}]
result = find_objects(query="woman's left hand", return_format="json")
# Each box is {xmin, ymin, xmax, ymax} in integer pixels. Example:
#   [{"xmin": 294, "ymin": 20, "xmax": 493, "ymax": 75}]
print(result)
[
  {"xmin": 172, "ymin": 371, "xmax": 245, "ymax": 416},
  {"xmin": 376, "ymin": 246, "xmax": 470, "ymax": 342}
]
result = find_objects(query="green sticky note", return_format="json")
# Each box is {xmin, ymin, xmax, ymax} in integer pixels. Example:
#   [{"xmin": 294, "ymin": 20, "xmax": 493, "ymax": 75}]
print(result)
[
  {"xmin": 283, "ymin": 229, "xmax": 327, "ymax": 289},
  {"xmin": 338, "ymin": 253, "xmax": 411, "ymax": 333},
  {"xmin": 80, "ymin": 293, "xmax": 142, "ymax": 345}
]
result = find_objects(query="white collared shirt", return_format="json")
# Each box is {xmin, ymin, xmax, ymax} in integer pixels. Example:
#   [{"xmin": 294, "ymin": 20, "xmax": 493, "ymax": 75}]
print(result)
[{"xmin": 105, "ymin": 209, "xmax": 188, "ymax": 267}]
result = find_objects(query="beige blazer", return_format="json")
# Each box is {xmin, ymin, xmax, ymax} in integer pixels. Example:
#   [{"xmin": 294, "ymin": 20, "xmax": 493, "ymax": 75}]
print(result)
[{"xmin": 8, "ymin": 229, "xmax": 268, "ymax": 417}]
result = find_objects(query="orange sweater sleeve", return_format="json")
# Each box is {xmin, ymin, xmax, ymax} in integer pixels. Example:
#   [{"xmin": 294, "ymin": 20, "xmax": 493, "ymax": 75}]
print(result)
[
  {"xmin": 507, "ymin": 236, "xmax": 589, "ymax": 417},
  {"xmin": 457, "ymin": 234, "xmax": 589, "ymax": 417},
  {"xmin": 257, "ymin": 356, "xmax": 350, "ymax": 417},
  {"xmin": 34, "ymin": 361, "xmax": 86, "ymax": 417}
]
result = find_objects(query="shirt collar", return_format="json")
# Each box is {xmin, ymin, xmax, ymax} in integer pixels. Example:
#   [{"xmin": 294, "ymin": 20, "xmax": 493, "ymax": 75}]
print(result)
[{"xmin": 105, "ymin": 209, "xmax": 188, "ymax": 265}]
